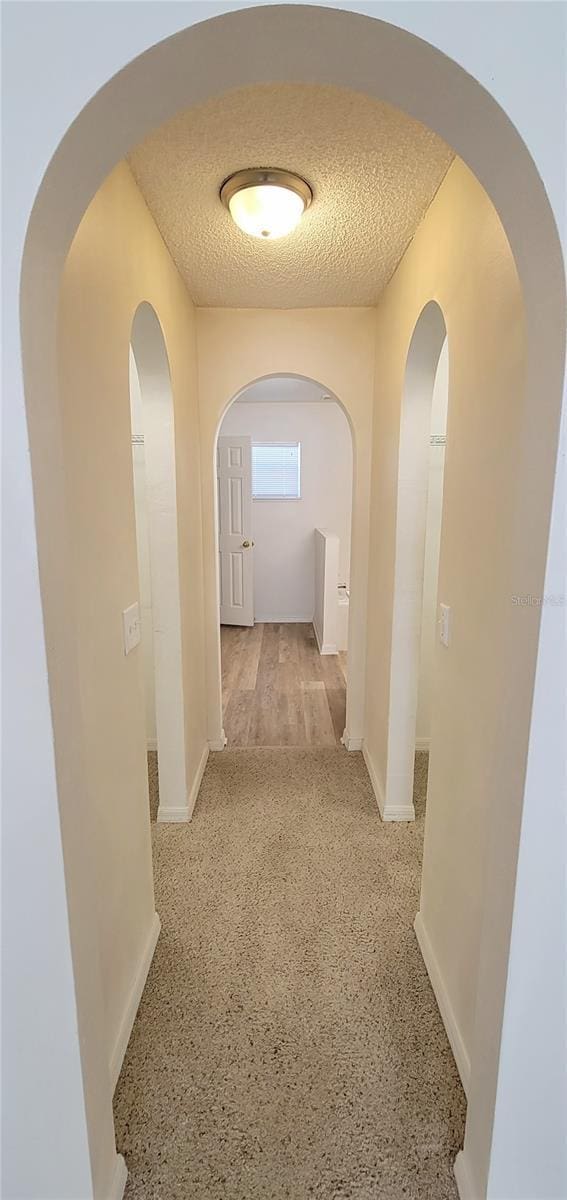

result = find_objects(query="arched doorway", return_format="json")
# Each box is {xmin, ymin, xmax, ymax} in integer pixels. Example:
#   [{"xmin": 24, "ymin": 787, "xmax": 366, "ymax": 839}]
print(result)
[
  {"xmin": 215, "ymin": 374, "xmax": 354, "ymax": 749},
  {"xmin": 195, "ymin": 322, "xmax": 374, "ymax": 758},
  {"xmin": 6, "ymin": 6, "xmax": 565, "ymax": 1199}
]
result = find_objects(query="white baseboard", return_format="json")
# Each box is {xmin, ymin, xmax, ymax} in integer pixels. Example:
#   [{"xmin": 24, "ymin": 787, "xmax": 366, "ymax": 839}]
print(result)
[
  {"xmin": 313, "ymin": 619, "xmax": 337, "ymax": 656},
  {"xmin": 109, "ymin": 911, "xmax": 160, "ymax": 1092},
  {"xmin": 208, "ymin": 727, "xmax": 227, "ymax": 751},
  {"xmin": 146, "ymin": 738, "xmax": 158, "ymax": 752},
  {"xmin": 414, "ymin": 911, "xmax": 471, "ymax": 1096},
  {"xmin": 362, "ymin": 743, "xmax": 415, "ymax": 820},
  {"xmin": 158, "ymin": 744, "xmax": 209, "ymax": 821},
  {"xmin": 187, "ymin": 744, "xmax": 209, "ymax": 819},
  {"xmin": 255, "ymin": 614, "xmax": 313, "ymax": 624},
  {"xmin": 342, "ymin": 731, "xmax": 363, "ymax": 751},
  {"xmin": 415, "ymin": 737, "xmax": 430, "ymax": 752},
  {"xmin": 381, "ymin": 805, "xmax": 415, "ymax": 820},
  {"xmin": 108, "ymin": 1153, "xmax": 128, "ymax": 1200},
  {"xmin": 454, "ymin": 1150, "xmax": 476, "ymax": 1199},
  {"xmin": 157, "ymin": 805, "xmax": 191, "ymax": 822}
]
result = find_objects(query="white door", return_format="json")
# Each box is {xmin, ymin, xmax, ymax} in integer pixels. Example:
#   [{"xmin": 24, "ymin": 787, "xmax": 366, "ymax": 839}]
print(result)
[{"xmin": 218, "ymin": 435, "xmax": 254, "ymax": 626}]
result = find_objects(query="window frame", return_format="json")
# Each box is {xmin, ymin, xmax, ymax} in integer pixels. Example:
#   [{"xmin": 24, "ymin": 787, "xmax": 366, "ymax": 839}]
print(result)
[{"xmin": 251, "ymin": 440, "xmax": 302, "ymax": 501}]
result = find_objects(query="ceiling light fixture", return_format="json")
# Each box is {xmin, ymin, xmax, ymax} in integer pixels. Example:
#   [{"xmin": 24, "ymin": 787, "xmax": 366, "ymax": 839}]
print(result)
[{"xmin": 220, "ymin": 169, "xmax": 312, "ymax": 241}]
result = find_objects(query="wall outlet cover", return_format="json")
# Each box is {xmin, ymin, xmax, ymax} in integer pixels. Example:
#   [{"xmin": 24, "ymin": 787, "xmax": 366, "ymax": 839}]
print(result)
[
  {"xmin": 123, "ymin": 602, "xmax": 141, "ymax": 654},
  {"xmin": 439, "ymin": 602, "xmax": 451, "ymax": 647}
]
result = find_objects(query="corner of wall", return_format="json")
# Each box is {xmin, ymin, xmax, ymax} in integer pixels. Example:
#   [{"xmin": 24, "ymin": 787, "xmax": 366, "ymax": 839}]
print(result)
[
  {"xmin": 362, "ymin": 742, "xmax": 415, "ymax": 821},
  {"xmin": 157, "ymin": 742, "xmax": 209, "ymax": 822},
  {"xmin": 413, "ymin": 911, "xmax": 471, "ymax": 1096},
  {"xmin": 453, "ymin": 1150, "xmax": 477, "ymax": 1200},
  {"xmin": 109, "ymin": 912, "xmax": 161, "ymax": 1093}
]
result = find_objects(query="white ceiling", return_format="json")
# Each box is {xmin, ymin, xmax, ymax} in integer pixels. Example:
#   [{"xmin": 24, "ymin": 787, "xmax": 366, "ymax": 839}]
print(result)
[
  {"xmin": 129, "ymin": 83, "xmax": 453, "ymax": 309},
  {"xmin": 236, "ymin": 378, "xmax": 332, "ymax": 404}
]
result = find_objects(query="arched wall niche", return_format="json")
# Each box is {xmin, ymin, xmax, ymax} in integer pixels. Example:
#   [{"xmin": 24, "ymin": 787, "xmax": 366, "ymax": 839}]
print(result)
[
  {"xmin": 415, "ymin": 337, "xmax": 449, "ymax": 749},
  {"xmin": 384, "ymin": 301, "xmax": 448, "ymax": 820},
  {"xmin": 129, "ymin": 302, "xmax": 189, "ymax": 822},
  {"xmin": 6, "ymin": 6, "xmax": 565, "ymax": 1200}
]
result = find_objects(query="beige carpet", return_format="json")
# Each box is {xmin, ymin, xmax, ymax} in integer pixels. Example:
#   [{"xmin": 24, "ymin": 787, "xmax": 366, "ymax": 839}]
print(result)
[
  {"xmin": 147, "ymin": 750, "xmax": 159, "ymax": 823},
  {"xmin": 115, "ymin": 749, "xmax": 465, "ymax": 1199}
]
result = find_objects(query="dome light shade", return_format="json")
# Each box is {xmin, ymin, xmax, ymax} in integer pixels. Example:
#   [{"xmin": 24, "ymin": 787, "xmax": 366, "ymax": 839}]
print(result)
[{"xmin": 221, "ymin": 169, "xmax": 312, "ymax": 240}]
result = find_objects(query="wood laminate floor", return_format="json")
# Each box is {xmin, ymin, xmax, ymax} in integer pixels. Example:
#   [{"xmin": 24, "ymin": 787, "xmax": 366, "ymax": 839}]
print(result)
[{"xmin": 221, "ymin": 622, "xmax": 347, "ymax": 748}]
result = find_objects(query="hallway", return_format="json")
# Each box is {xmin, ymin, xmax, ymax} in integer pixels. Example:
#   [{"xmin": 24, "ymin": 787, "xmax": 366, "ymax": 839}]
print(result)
[
  {"xmin": 5, "ymin": 4, "xmax": 565, "ymax": 1197},
  {"xmin": 221, "ymin": 623, "xmax": 348, "ymax": 748},
  {"xmin": 114, "ymin": 748, "xmax": 465, "ymax": 1199}
]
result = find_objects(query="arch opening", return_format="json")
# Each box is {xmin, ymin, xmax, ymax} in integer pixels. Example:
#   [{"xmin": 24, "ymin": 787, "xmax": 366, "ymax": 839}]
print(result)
[
  {"xmin": 384, "ymin": 301, "xmax": 448, "ymax": 820},
  {"xmin": 214, "ymin": 373, "xmax": 354, "ymax": 749},
  {"xmin": 129, "ymin": 302, "xmax": 188, "ymax": 821},
  {"xmin": 7, "ymin": 5, "xmax": 566, "ymax": 1200}
]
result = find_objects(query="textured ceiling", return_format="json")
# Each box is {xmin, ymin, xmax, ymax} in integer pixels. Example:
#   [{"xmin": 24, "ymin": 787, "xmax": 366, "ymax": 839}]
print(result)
[{"xmin": 129, "ymin": 84, "xmax": 453, "ymax": 309}]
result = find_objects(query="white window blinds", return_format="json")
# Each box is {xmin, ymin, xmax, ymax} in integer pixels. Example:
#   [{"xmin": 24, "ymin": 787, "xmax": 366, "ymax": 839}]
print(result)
[{"xmin": 252, "ymin": 443, "xmax": 301, "ymax": 499}]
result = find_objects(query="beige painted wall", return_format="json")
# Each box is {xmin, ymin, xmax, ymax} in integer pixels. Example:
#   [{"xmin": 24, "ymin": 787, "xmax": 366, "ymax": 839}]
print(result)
[
  {"xmin": 58, "ymin": 162, "xmax": 208, "ymax": 1061},
  {"xmin": 195, "ymin": 308, "xmax": 376, "ymax": 750},
  {"xmin": 365, "ymin": 157, "xmax": 528, "ymax": 1075}
]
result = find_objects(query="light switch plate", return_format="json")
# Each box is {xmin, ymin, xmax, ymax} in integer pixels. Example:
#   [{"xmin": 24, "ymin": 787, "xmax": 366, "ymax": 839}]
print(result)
[
  {"xmin": 439, "ymin": 602, "xmax": 451, "ymax": 647},
  {"xmin": 122, "ymin": 602, "xmax": 141, "ymax": 655}
]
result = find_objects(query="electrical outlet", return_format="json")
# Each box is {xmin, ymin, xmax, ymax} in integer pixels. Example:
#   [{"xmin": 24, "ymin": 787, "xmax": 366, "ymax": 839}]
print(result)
[
  {"xmin": 439, "ymin": 602, "xmax": 451, "ymax": 647},
  {"xmin": 122, "ymin": 602, "xmax": 141, "ymax": 655}
]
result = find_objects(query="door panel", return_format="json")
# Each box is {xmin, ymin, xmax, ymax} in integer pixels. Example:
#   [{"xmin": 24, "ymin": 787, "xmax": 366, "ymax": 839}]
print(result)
[
  {"xmin": 218, "ymin": 435, "xmax": 253, "ymax": 626},
  {"xmin": 229, "ymin": 476, "xmax": 243, "ymax": 534}
]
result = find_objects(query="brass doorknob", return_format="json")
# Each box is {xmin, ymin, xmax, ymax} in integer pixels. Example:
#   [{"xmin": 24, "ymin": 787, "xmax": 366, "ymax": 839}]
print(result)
[{"xmin": 242, "ymin": 540, "xmax": 250, "ymax": 548}]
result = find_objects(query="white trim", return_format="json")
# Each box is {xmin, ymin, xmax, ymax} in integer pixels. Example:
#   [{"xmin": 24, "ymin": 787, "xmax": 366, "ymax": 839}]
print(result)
[
  {"xmin": 109, "ymin": 911, "xmax": 160, "ymax": 1092},
  {"xmin": 454, "ymin": 1151, "xmax": 476, "ymax": 1200},
  {"xmin": 342, "ymin": 731, "xmax": 363, "ymax": 751},
  {"xmin": 415, "ymin": 737, "xmax": 430, "ymax": 752},
  {"xmin": 414, "ymin": 911, "xmax": 471, "ymax": 1096},
  {"xmin": 157, "ymin": 805, "xmax": 191, "ymax": 822},
  {"xmin": 158, "ymin": 744, "xmax": 209, "ymax": 820},
  {"xmin": 381, "ymin": 803, "xmax": 415, "ymax": 820},
  {"xmin": 187, "ymin": 744, "xmax": 209, "ymax": 819},
  {"xmin": 146, "ymin": 737, "xmax": 157, "ymax": 752},
  {"xmin": 313, "ymin": 619, "xmax": 337, "ymax": 656},
  {"xmin": 254, "ymin": 614, "xmax": 314, "ymax": 624},
  {"xmin": 208, "ymin": 727, "xmax": 227, "ymax": 751},
  {"xmin": 108, "ymin": 1154, "xmax": 128, "ymax": 1200},
  {"xmin": 363, "ymin": 743, "xmax": 415, "ymax": 820}
]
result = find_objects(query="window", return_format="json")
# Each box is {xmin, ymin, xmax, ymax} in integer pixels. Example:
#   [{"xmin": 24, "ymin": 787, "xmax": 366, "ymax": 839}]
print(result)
[{"xmin": 252, "ymin": 442, "xmax": 301, "ymax": 499}]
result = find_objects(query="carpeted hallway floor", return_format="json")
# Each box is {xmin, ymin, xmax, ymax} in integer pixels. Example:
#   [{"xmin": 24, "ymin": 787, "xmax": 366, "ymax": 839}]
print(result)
[{"xmin": 114, "ymin": 749, "xmax": 465, "ymax": 1199}]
